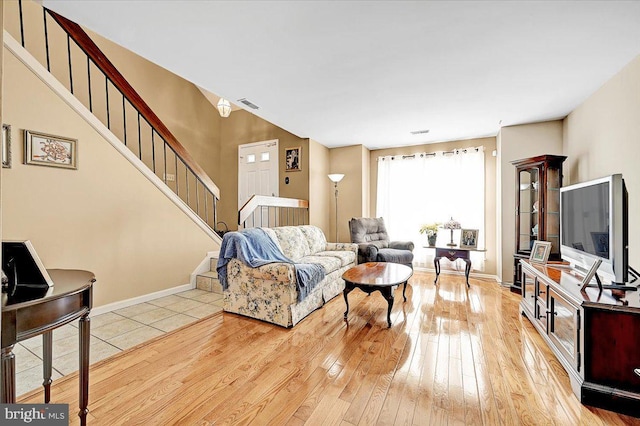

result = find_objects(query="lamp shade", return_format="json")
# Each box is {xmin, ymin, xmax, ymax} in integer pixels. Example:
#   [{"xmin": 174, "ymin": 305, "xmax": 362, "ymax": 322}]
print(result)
[
  {"xmin": 443, "ymin": 217, "xmax": 461, "ymax": 230},
  {"xmin": 328, "ymin": 174, "xmax": 345, "ymax": 183},
  {"xmin": 216, "ymin": 98, "xmax": 231, "ymax": 118}
]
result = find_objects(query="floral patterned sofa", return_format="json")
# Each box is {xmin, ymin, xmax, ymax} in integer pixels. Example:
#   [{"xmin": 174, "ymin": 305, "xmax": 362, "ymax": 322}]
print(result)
[{"xmin": 223, "ymin": 225, "xmax": 358, "ymax": 327}]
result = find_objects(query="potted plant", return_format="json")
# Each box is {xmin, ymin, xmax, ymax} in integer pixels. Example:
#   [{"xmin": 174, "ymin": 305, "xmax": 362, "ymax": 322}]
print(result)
[{"xmin": 419, "ymin": 222, "xmax": 440, "ymax": 246}]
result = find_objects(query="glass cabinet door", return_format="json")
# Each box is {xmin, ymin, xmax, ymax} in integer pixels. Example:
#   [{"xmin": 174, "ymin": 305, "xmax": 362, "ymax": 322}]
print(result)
[
  {"xmin": 521, "ymin": 269, "xmax": 536, "ymax": 317},
  {"xmin": 545, "ymin": 166, "xmax": 561, "ymax": 257},
  {"xmin": 548, "ymin": 289, "xmax": 580, "ymax": 370},
  {"xmin": 518, "ymin": 168, "xmax": 539, "ymax": 254}
]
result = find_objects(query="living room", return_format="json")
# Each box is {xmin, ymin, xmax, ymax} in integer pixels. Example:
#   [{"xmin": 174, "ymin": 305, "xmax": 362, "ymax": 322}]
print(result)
[{"xmin": 2, "ymin": 1, "xmax": 640, "ymax": 424}]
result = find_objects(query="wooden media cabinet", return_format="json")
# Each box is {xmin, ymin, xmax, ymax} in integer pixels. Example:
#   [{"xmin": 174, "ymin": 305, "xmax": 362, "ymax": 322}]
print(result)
[{"xmin": 520, "ymin": 260, "xmax": 640, "ymax": 417}]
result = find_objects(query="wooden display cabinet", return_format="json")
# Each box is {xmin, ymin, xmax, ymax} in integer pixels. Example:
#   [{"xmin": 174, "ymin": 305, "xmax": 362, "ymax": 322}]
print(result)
[{"xmin": 511, "ymin": 154, "xmax": 566, "ymax": 292}]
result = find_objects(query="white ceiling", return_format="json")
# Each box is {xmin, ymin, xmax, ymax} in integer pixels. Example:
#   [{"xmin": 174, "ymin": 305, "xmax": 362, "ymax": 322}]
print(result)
[{"xmin": 42, "ymin": 1, "xmax": 640, "ymax": 150}]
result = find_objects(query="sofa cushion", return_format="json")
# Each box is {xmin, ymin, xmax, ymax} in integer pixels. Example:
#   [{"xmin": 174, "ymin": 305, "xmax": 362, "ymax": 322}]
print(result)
[
  {"xmin": 377, "ymin": 248, "xmax": 414, "ymax": 265},
  {"xmin": 299, "ymin": 255, "xmax": 342, "ymax": 274},
  {"xmin": 270, "ymin": 226, "xmax": 311, "ymax": 261},
  {"xmin": 299, "ymin": 225, "xmax": 327, "ymax": 254},
  {"xmin": 315, "ymin": 250, "xmax": 356, "ymax": 267}
]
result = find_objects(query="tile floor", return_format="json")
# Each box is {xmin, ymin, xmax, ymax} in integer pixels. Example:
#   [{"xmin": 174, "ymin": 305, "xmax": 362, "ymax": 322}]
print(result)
[{"xmin": 14, "ymin": 288, "xmax": 223, "ymax": 398}]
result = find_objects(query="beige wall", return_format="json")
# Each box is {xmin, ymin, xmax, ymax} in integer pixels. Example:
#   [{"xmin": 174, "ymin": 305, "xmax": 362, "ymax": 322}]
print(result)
[
  {"xmin": 563, "ymin": 54, "xmax": 640, "ymax": 276},
  {"xmin": 91, "ymin": 27, "xmax": 316, "ymax": 233},
  {"xmin": 1, "ymin": 2, "xmax": 4, "ymax": 305},
  {"xmin": 369, "ymin": 137, "xmax": 498, "ymax": 276},
  {"xmin": 361, "ymin": 146, "xmax": 371, "ymax": 217},
  {"xmin": 218, "ymin": 110, "xmax": 309, "ymax": 231},
  {"xmin": 2, "ymin": 48, "xmax": 217, "ymax": 307},
  {"xmin": 329, "ymin": 145, "xmax": 368, "ymax": 243},
  {"xmin": 308, "ymin": 139, "xmax": 330, "ymax": 235},
  {"xmin": 87, "ymin": 30, "xmax": 223, "ymax": 185},
  {"xmin": 498, "ymin": 121, "xmax": 564, "ymax": 283}
]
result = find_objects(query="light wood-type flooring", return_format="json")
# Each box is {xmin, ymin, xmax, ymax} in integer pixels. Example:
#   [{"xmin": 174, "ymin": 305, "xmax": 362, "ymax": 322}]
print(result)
[{"xmin": 19, "ymin": 271, "xmax": 640, "ymax": 425}]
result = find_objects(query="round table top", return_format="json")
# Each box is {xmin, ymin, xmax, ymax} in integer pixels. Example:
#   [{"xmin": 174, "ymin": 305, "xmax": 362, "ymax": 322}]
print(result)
[
  {"xmin": 2, "ymin": 269, "xmax": 95, "ymax": 310},
  {"xmin": 342, "ymin": 262, "xmax": 413, "ymax": 287}
]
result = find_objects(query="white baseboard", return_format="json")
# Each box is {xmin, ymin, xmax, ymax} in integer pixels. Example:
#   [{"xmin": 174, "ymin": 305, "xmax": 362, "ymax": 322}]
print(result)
[
  {"xmin": 413, "ymin": 266, "xmax": 499, "ymax": 283},
  {"xmin": 90, "ymin": 283, "xmax": 193, "ymax": 317}
]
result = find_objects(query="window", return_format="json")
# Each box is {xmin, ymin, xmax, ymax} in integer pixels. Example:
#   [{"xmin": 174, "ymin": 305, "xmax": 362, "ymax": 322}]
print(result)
[
  {"xmin": 261, "ymin": 152, "xmax": 270, "ymax": 162},
  {"xmin": 246, "ymin": 154, "xmax": 256, "ymax": 163},
  {"xmin": 376, "ymin": 147, "xmax": 485, "ymax": 269}
]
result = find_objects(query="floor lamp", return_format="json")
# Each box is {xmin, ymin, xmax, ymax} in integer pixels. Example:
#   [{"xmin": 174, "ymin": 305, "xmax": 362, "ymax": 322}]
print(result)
[{"xmin": 328, "ymin": 174, "xmax": 345, "ymax": 242}]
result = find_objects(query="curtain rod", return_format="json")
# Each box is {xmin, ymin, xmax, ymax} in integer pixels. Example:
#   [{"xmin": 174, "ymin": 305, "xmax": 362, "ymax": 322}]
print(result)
[{"xmin": 379, "ymin": 146, "xmax": 482, "ymax": 161}]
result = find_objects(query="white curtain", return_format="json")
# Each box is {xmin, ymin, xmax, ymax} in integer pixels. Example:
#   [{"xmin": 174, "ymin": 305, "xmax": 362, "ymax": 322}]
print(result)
[{"xmin": 376, "ymin": 147, "xmax": 485, "ymax": 270}]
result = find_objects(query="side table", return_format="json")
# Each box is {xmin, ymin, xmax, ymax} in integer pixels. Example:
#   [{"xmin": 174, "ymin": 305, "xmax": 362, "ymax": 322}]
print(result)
[
  {"xmin": 1, "ymin": 269, "xmax": 95, "ymax": 426},
  {"xmin": 433, "ymin": 246, "xmax": 485, "ymax": 287}
]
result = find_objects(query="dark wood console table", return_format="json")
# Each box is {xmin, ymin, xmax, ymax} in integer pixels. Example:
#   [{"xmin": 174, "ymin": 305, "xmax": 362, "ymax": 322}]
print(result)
[
  {"xmin": 520, "ymin": 260, "xmax": 640, "ymax": 417},
  {"xmin": 1, "ymin": 269, "xmax": 95, "ymax": 425},
  {"xmin": 433, "ymin": 246, "xmax": 486, "ymax": 287}
]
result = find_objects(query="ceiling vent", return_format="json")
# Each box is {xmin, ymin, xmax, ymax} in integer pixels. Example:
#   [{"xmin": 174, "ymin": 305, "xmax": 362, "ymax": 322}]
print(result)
[
  {"xmin": 237, "ymin": 98, "xmax": 260, "ymax": 110},
  {"xmin": 410, "ymin": 129, "xmax": 430, "ymax": 135}
]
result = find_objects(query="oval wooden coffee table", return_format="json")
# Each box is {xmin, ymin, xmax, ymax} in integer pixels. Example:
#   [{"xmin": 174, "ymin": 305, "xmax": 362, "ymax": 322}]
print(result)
[{"xmin": 342, "ymin": 262, "xmax": 413, "ymax": 328}]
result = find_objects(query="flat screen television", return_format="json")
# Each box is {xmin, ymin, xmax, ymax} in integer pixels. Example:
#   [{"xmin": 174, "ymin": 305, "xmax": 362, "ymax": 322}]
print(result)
[{"xmin": 560, "ymin": 174, "xmax": 628, "ymax": 284}]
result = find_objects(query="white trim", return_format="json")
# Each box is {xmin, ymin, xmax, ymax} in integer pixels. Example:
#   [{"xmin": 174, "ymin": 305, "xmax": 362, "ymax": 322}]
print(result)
[
  {"xmin": 413, "ymin": 266, "xmax": 499, "ymax": 283},
  {"xmin": 90, "ymin": 283, "xmax": 193, "ymax": 317},
  {"xmin": 240, "ymin": 139, "xmax": 279, "ymax": 149},
  {"xmin": 190, "ymin": 250, "xmax": 220, "ymax": 286},
  {"xmin": 4, "ymin": 31, "xmax": 221, "ymax": 243}
]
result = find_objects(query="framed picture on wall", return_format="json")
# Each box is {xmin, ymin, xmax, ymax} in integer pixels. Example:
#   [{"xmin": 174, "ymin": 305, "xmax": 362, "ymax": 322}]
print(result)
[
  {"xmin": 285, "ymin": 146, "xmax": 301, "ymax": 172},
  {"xmin": 24, "ymin": 130, "xmax": 77, "ymax": 170}
]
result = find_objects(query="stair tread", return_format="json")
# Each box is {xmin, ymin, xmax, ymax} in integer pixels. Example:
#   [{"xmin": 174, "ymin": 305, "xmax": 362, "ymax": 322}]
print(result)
[{"xmin": 198, "ymin": 271, "xmax": 218, "ymax": 279}]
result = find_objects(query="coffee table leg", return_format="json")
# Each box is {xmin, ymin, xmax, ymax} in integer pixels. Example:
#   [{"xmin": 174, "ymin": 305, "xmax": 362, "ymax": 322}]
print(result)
[
  {"xmin": 402, "ymin": 282, "xmax": 407, "ymax": 301},
  {"xmin": 381, "ymin": 287, "xmax": 394, "ymax": 328},
  {"xmin": 343, "ymin": 282, "xmax": 354, "ymax": 320}
]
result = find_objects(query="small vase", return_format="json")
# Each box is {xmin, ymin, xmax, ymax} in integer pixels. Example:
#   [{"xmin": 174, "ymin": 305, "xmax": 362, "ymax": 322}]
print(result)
[{"xmin": 428, "ymin": 235, "xmax": 437, "ymax": 247}]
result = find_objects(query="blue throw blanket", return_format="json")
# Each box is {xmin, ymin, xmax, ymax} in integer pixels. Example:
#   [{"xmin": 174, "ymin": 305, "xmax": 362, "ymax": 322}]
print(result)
[{"xmin": 216, "ymin": 228, "xmax": 325, "ymax": 302}]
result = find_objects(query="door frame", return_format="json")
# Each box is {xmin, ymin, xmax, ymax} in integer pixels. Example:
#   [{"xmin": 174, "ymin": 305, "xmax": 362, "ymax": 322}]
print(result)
[{"xmin": 238, "ymin": 139, "xmax": 279, "ymax": 214}]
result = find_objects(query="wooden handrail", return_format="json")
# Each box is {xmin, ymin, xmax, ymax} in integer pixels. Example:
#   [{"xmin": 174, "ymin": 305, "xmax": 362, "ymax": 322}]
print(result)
[
  {"xmin": 46, "ymin": 9, "xmax": 220, "ymax": 199},
  {"xmin": 239, "ymin": 195, "xmax": 309, "ymax": 225}
]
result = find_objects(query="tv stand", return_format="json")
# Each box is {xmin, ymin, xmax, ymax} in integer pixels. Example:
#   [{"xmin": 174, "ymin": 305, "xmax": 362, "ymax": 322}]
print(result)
[{"xmin": 520, "ymin": 260, "xmax": 640, "ymax": 417}]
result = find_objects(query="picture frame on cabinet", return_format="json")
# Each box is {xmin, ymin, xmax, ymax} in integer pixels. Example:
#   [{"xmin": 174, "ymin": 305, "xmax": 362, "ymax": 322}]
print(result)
[
  {"xmin": 530, "ymin": 240, "xmax": 552, "ymax": 264},
  {"xmin": 580, "ymin": 258, "xmax": 603, "ymax": 292}
]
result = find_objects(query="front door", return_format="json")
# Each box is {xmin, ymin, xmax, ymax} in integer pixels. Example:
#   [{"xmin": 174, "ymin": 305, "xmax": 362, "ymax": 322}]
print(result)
[{"xmin": 238, "ymin": 140, "xmax": 279, "ymax": 227}]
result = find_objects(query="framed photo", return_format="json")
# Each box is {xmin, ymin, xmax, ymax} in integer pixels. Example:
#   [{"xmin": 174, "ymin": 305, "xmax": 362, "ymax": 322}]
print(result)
[
  {"xmin": 459, "ymin": 229, "xmax": 478, "ymax": 249},
  {"xmin": 530, "ymin": 240, "xmax": 552, "ymax": 264},
  {"xmin": 24, "ymin": 130, "xmax": 77, "ymax": 170},
  {"xmin": 580, "ymin": 258, "xmax": 602, "ymax": 292},
  {"xmin": 285, "ymin": 146, "xmax": 301, "ymax": 172},
  {"xmin": 2, "ymin": 124, "xmax": 11, "ymax": 168}
]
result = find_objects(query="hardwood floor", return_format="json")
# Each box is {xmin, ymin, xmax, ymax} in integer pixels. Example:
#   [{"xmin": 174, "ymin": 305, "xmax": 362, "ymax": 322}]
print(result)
[{"xmin": 19, "ymin": 271, "xmax": 640, "ymax": 425}]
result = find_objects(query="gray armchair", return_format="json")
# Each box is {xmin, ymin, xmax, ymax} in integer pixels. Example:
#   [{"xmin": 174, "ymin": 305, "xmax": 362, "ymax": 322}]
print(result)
[{"xmin": 348, "ymin": 217, "xmax": 414, "ymax": 267}]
